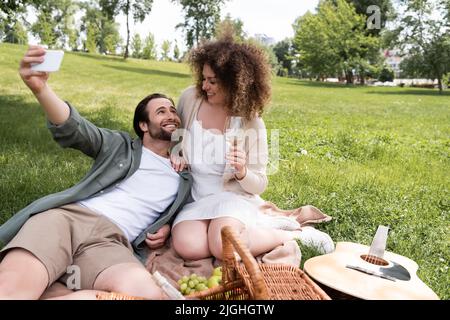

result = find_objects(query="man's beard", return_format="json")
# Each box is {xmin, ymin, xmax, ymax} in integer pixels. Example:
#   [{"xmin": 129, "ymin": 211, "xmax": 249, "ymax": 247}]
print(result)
[{"xmin": 147, "ymin": 121, "xmax": 173, "ymax": 141}]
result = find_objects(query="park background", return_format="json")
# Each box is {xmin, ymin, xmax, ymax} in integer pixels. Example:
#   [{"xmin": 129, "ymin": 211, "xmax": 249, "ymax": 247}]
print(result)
[{"xmin": 1, "ymin": 0, "xmax": 449, "ymax": 299}]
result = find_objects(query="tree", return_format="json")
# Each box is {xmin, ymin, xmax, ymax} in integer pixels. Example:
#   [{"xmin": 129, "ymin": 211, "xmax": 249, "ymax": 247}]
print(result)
[
  {"xmin": 272, "ymin": 39, "xmax": 295, "ymax": 76},
  {"xmin": 160, "ymin": 40, "xmax": 171, "ymax": 61},
  {"xmin": 30, "ymin": 0, "xmax": 78, "ymax": 49},
  {"xmin": 80, "ymin": 2, "xmax": 121, "ymax": 54},
  {"xmin": 31, "ymin": 9, "xmax": 57, "ymax": 47},
  {"xmin": 96, "ymin": 1, "xmax": 153, "ymax": 59},
  {"xmin": 101, "ymin": 20, "xmax": 121, "ymax": 54},
  {"xmin": 173, "ymin": 40, "xmax": 180, "ymax": 62},
  {"xmin": 142, "ymin": 32, "xmax": 157, "ymax": 60},
  {"xmin": 390, "ymin": 0, "xmax": 450, "ymax": 92},
  {"xmin": 0, "ymin": 0, "xmax": 31, "ymax": 43},
  {"xmin": 3, "ymin": 19, "xmax": 28, "ymax": 44},
  {"xmin": 215, "ymin": 13, "xmax": 246, "ymax": 42},
  {"xmin": 85, "ymin": 24, "xmax": 98, "ymax": 53},
  {"xmin": 131, "ymin": 33, "xmax": 142, "ymax": 58},
  {"xmin": 292, "ymin": 11, "xmax": 340, "ymax": 80},
  {"xmin": 118, "ymin": 0, "xmax": 154, "ymax": 59},
  {"xmin": 173, "ymin": 0, "xmax": 227, "ymax": 48},
  {"xmin": 293, "ymin": 0, "xmax": 380, "ymax": 84}
]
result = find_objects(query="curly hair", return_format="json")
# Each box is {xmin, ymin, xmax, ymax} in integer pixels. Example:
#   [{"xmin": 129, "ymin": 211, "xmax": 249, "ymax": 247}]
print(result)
[{"xmin": 188, "ymin": 38, "xmax": 272, "ymax": 120}]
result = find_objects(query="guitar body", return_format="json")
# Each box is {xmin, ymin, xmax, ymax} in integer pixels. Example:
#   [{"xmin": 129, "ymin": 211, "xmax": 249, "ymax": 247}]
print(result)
[{"xmin": 304, "ymin": 242, "xmax": 439, "ymax": 300}]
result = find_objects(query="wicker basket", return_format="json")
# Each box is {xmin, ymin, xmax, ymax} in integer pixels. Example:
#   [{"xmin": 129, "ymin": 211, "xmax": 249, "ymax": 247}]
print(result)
[{"xmin": 188, "ymin": 226, "xmax": 331, "ymax": 300}]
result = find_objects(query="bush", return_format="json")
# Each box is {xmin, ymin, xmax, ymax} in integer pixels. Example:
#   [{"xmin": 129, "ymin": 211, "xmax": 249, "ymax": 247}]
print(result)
[
  {"xmin": 443, "ymin": 73, "xmax": 449, "ymax": 88},
  {"xmin": 378, "ymin": 67, "xmax": 394, "ymax": 82}
]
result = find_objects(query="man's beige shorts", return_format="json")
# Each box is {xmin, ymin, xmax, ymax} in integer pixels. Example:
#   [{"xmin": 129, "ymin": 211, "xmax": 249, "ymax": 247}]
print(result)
[{"xmin": 0, "ymin": 204, "xmax": 141, "ymax": 289}]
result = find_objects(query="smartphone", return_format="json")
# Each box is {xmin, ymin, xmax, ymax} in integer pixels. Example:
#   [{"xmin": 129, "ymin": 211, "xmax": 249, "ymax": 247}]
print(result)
[{"xmin": 31, "ymin": 50, "xmax": 64, "ymax": 72}]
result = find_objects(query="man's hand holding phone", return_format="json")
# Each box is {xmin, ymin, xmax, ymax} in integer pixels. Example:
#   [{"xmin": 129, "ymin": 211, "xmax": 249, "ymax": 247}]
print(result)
[
  {"xmin": 19, "ymin": 45, "xmax": 70, "ymax": 125},
  {"xmin": 19, "ymin": 45, "xmax": 50, "ymax": 95},
  {"xmin": 19, "ymin": 46, "xmax": 64, "ymax": 93}
]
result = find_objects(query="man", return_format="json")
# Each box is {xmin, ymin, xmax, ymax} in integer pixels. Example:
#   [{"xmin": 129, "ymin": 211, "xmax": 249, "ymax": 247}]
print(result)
[{"xmin": 0, "ymin": 46, "xmax": 192, "ymax": 299}]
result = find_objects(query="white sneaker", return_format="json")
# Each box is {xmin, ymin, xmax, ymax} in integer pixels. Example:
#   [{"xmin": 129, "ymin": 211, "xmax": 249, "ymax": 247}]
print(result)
[{"xmin": 292, "ymin": 226, "xmax": 335, "ymax": 254}]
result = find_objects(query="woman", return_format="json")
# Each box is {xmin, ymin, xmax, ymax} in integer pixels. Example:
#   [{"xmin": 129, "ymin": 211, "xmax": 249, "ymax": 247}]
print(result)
[{"xmin": 171, "ymin": 38, "xmax": 334, "ymax": 261}]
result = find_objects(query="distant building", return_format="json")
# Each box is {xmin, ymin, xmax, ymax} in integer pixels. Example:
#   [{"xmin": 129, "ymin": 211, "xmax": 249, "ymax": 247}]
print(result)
[
  {"xmin": 383, "ymin": 49, "xmax": 403, "ymax": 78},
  {"xmin": 254, "ymin": 33, "xmax": 276, "ymax": 46}
]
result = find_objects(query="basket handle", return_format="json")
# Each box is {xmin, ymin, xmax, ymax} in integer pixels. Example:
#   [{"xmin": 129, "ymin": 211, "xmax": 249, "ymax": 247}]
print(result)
[{"xmin": 221, "ymin": 226, "xmax": 269, "ymax": 299}]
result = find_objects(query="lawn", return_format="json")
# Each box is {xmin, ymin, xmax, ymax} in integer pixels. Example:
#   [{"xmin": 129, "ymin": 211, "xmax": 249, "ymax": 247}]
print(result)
[{"xmin": 0, "ymin": 43, "xmax": 449, "ymax": 299}]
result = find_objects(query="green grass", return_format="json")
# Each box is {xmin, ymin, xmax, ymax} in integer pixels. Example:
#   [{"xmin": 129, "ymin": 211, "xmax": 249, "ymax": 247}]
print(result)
[{"xmin": 1, "ymin": 43, "xmax": 449, "ymax": 299}]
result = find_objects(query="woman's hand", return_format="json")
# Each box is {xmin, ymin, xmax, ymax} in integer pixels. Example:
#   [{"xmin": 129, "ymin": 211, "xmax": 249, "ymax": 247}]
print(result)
[
  {"xmin": 19, "ymin": 45, "xmax": 49, "ymax": 95},
  {"xmin": 226, "ymin": 145, "xmax": 247, "ymax": 180},
  {"xmin": 170, "ymin": 154, "xmax": 187, "ymax": 172},
  {"xmin": 145, "ymin": 224, "xmax": 171, "ymax": 249}
]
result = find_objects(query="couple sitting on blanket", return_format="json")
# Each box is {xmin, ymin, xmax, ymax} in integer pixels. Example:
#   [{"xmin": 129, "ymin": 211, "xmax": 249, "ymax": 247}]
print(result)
[{"xmin": 0, "ymin": 38, "xmax": 334, "ymax": 300}]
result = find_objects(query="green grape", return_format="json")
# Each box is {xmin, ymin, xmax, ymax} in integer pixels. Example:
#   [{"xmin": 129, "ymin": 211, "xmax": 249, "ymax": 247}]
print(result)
[
  {"xmin": 188, "ymin": 280, "xmax": 196, "ymax": 288},
  {"xmin": 180, "ymin": 283, "xmax": 188, "ymax": 292},
  {"xmin": 190, "ymin": 273, "xmax": 198, "ymax": 280},
  {"xmin": 181, "ymin": 276, "xmax": 189, "ymax": 282},
  {"xmin": 196, "ymin": 283, "xmax": 207, "ymax": 291}
]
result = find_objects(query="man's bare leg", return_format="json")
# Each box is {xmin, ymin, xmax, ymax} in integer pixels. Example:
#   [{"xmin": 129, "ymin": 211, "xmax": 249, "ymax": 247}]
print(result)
[
  {"xmin": 93, "ymin": 262, "xmax": 164, "ymax": 300},
  {"xmin": 44, "ymin": 263, "xmax": 162, "ymax": 300},
  {"xmin": 0, "ymin": 248, "xmax": 49, "ymax": 300}
]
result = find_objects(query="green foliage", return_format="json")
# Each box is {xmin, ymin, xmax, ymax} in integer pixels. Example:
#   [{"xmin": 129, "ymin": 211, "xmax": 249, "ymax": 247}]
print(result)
[
  {"xmin": 2, "ymin": 19, "xmax": 28, "ymax": 44},
  {"xmin": 85, "ymin": 24, "xmax": 98, "ymax": 53},
  {"xmin": 142, "ymin": 32, "xmax": 157, "ymax": 60},
  {"xmin": 390, "ymin": 0, "xmax": 450, "ymax": 92},
  {"xmin": 131, "ymin": 33, "xmax": 142, "ymax": 58},
  {"xmin": 0, "ymin": 0, "xmax": 31, "ymax": 44},
  {"xmin": 30, "ymin": 0, "xmax": 78, "ymax": 49},
  {"xmin": 173, "ymin": 0, "xmax": 227, "ymax": 48},
  {"xmin": 160, "ymin": 40, "xmax": 171, "ymax": 61},
  {"xmin": 378, "ymin": 66, "xmax": 394, "ymax": 82},
  {"xmin": 173, "ymin": 41, "xmax": 180, "ymax": 62},
  {"xmin": 443, "ymin": 73, "xmax": 450, "ymax": 87},
  {"xmin": 293, "ymin": 0, "xmax": 381, "ymax": 83},
  {"xmin": 343, "ymin": 0, "xmax": 395, "ymax": 35},
  {"xmin": 32, "ymin": 11, "xmax": 57, "ymax": 47},
  {"xmin": 121, "ymin": 0, "xmax": 154, "ymax": 58},
  {"xmin": 80, "ymin": 2, "xmax": 121, "ymax": 55},
  {"xmin": 272, "ymin": 39, "xmax": 295, "ymax": 77}
]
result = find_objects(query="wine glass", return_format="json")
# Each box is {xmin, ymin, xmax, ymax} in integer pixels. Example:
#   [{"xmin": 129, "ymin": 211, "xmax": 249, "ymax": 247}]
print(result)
[{"xmin": 224, "ymin": 116, "xmax": 243, "ymax": 174}]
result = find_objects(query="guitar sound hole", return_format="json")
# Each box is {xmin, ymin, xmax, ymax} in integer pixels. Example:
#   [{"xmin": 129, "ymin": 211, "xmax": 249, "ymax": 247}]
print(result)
[{"xmin": 360, "ymin": 254, "xmax": 389, "ymax": 266}]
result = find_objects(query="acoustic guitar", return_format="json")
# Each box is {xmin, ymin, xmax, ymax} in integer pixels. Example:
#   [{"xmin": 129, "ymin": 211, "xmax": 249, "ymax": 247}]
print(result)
[{"xmin": 303, "ymin": 226, "xmax": 439, "ymax": 300}]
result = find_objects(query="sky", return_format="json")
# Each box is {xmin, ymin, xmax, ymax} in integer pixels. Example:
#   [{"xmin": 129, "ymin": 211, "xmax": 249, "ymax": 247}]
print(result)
[{"xmin": 118, "ymin": 0, "xmax": 320, "ymax": 53}]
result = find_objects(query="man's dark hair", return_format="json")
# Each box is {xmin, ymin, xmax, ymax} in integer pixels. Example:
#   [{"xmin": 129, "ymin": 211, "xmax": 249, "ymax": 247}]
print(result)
[{"xmin": 133, "ymin": 93, "xmax": 175, "ymax": 139}]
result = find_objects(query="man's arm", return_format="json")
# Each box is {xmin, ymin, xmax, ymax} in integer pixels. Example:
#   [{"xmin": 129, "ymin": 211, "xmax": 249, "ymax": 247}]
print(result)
[{"xmin": 19, "ymin": 45, "xmax": 70, "ymax": 125}]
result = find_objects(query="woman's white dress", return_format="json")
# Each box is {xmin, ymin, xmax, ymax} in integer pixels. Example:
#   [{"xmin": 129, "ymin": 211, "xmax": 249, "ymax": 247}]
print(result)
[{"xmin": 173, "ymin": 116, "xmax": 284, "ymax": 229}]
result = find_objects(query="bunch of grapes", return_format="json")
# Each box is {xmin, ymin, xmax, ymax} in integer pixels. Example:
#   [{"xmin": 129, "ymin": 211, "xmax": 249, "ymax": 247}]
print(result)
[{"xmin": 177, "ymin": 267, "xmax": 223, "ymax": 296}]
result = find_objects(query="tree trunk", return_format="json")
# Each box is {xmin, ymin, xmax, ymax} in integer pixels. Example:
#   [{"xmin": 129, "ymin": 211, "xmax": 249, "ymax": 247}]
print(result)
[
  {"xmin": 124, "ymin": 0, "xmax": 130, "ymax": 59},
  {"xmin": 345, "ymin": 71, "xmax": 354, "ymax": 84},
  {"xmin": 360, "ymin": 72, "xmax": 365, "ymax": 85},
  {"xmin": 438, "ymin": 76, "xmax": 443, "ymax": 93}
]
